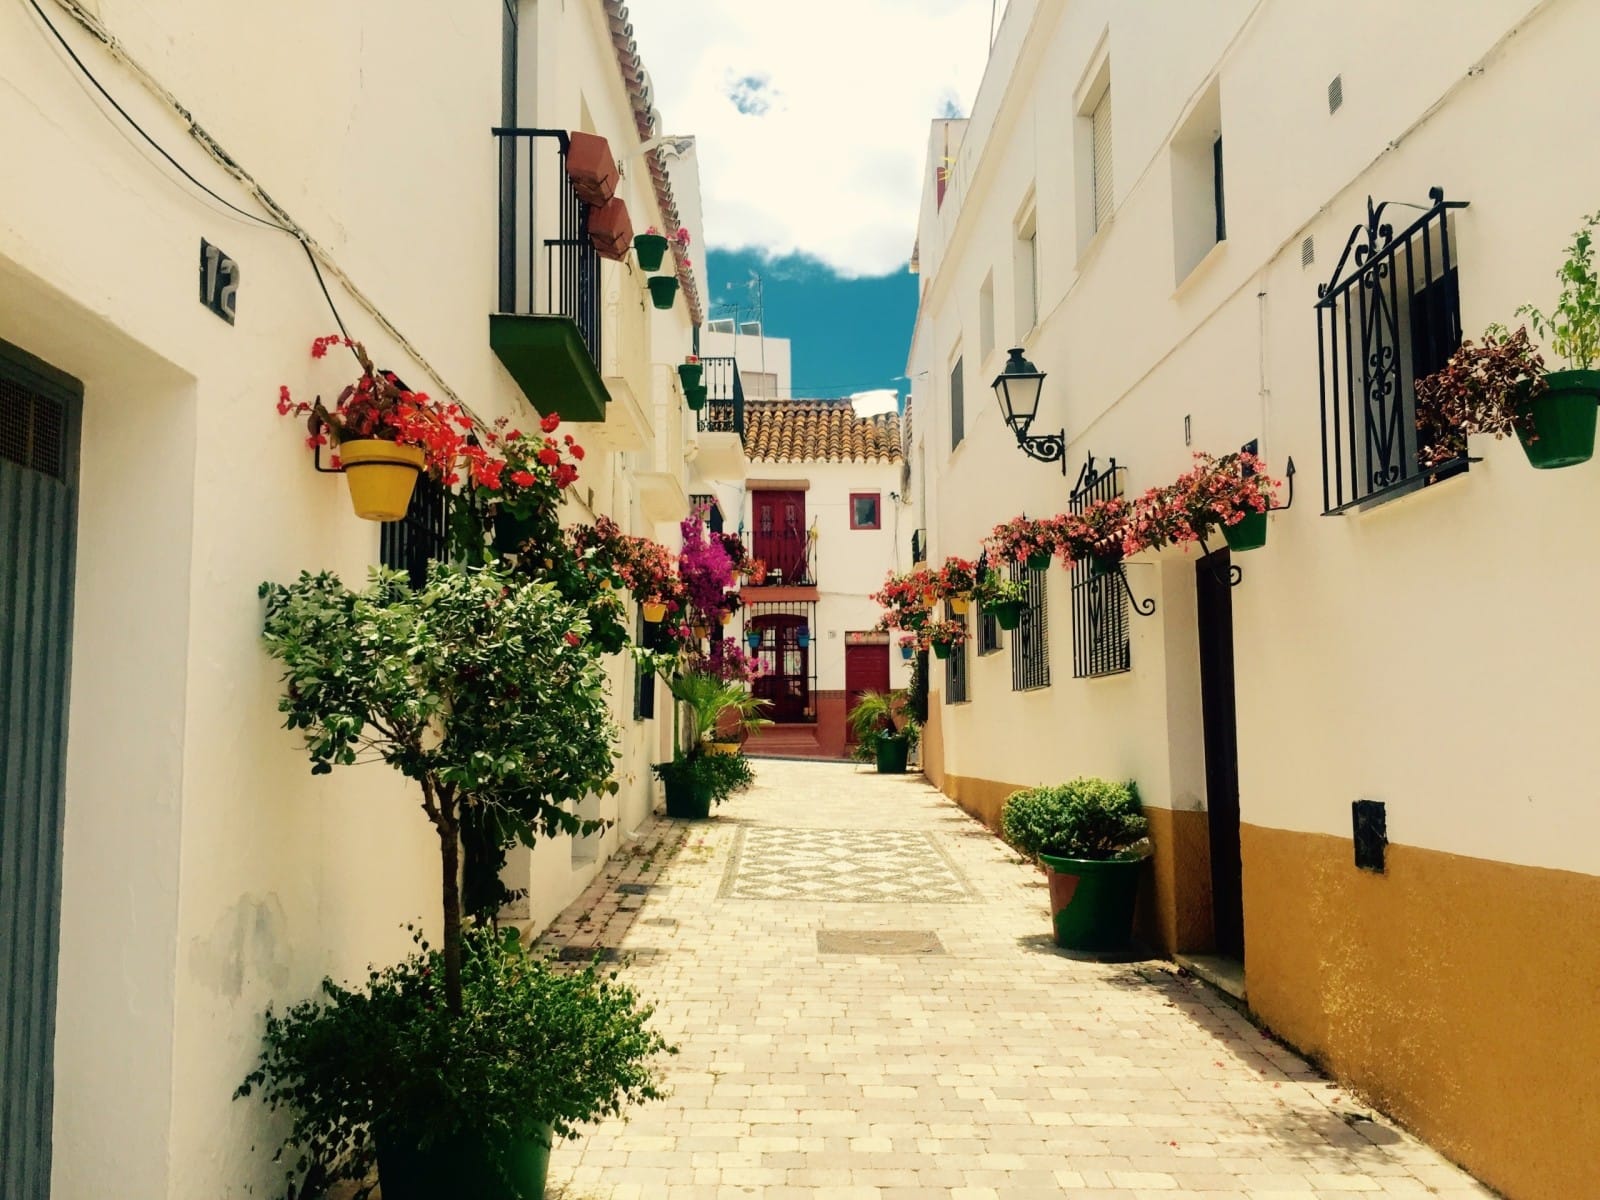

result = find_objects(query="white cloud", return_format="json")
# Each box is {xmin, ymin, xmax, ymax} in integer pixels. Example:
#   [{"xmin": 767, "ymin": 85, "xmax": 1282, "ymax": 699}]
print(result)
[
  {"xmin": 624, "ymin": 0, "xmax": 996, "ymax": 277},
  {"xmin": 850, "ymin": 389, "xmax": 900, "ymax": 417}
]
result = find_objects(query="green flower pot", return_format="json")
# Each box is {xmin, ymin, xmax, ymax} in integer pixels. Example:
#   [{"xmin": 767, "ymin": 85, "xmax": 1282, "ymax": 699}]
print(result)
[
  {"xmin": 1026, "ymin": 551, "xmax": 1052, "ymax": 572},
  {"xmin": 1516, "ymin": 370, "xmax": 1600, "ymax": 469},
  {"xmin": 932, "ymin": 642, "xmax": 951, "ymax": 660},
  {"xmin": 377, "ymin": 1123, "xmax": 552, "ymax": 1200},
  {"xmin": 677, "ymin": 362, "xmax": 703, "ymax": 389},
  {"xmin": 1221, "ymin": 511, "xmax": 1268, "ymax": 553},
  {"xmin": 647, "ymin": 276, "xmax": 679, "ymax": 310},
  {"xmin": 988, "ymin": 600, "xmax": 1022, "ymax": 630},
  {"xmin": 1087, "ymin": 553, "xmax": 1120, "ymax": 578},
  {"xmin": 634, "ymin": 233, "xmax": 669, "ymax": 271},
  {"xmin": 874, "ymin": 736, "xmax": 909, "ymax": 774},
  {"xmin": 685, "ymin": 384, "xmax": 707, "ymax": 411},
  {"xmin": 1038, "ymin": 853, "xmax": 1143, "ymax": 952},
  {"xmin": 663, "ymin": 774, "xmax": 712, "ymax": 819}
]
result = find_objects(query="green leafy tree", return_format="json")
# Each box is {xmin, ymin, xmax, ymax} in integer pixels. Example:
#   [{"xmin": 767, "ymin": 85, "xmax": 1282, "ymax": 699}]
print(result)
[{"xmin": 260, "ymin": 564, "xmax": 618, "ymax": 1011}]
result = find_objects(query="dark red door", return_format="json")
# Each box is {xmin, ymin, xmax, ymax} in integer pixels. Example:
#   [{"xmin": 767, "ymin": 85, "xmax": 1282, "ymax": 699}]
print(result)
[
  {"xmin": 750, "ymin": 614, "xmax": 811, "ymax": 723},
  {"xmin": 844, "ymin": 643, "xmax": 890, "ymax": 743},
  {"xmin": 752, "ymin": 490, "xmax": 809, "ymax": 584}
]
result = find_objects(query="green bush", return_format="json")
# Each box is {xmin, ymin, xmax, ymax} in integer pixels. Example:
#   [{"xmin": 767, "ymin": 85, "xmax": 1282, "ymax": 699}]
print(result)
[
  {"xmin": 235, "ymin": 925, "xmax": 673, "ymax": 1194},
  {"xmin": 650, "ymin": 749, "xmax": 754, "ymax": 806},
  {"xmin": 1001, "ymin": 778, "xmax": 1147, "ymax": 861},
  {"xmin": 847, "ymin": 690, "xmax": 920, "ymax": 762}
]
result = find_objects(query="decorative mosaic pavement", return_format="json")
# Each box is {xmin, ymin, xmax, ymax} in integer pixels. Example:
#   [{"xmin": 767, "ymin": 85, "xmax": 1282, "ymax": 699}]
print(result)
[{"xmin": 718, "ymin": 826, "xmax": 975, "ymax": 903}]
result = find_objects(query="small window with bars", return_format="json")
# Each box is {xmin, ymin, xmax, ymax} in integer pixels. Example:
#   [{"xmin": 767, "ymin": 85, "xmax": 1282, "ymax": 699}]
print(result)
[
  {"xmin": 977, "ymin": 603, "xmax": 1000, "ymax": 655},
  {"xmin": 634, "ymin": 612, "xmax": 658, "ymax": 721},
  {"xmin": 1009, "ymin": 562, "xmax": 1050, "ymax": 691},
  {"xmin": 1069, "ymin": 456, "xmax": 1131, "ymax": 678},
  {"xmin": 944, "ymin": 602, "xmax": 970, "ymax": 703},
  {"xmin": 380, "ymin": 474, "xmax": 450, "ymax": 588}
]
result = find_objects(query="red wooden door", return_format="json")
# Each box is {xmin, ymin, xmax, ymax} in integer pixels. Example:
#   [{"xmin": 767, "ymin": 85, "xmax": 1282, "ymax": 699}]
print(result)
[
  {"xmin": 750, "ymin": 615, "xmax": 810, "ymax": 723},
  {"xmin": 752, "ymin": 490, "xmax": 808, "ymax": 584},
  {"xmin": 844, "ymin": 643, "xmax": 890, "ymax": 743}
]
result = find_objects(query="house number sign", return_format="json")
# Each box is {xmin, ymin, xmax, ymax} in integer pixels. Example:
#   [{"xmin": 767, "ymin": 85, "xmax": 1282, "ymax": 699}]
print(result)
[{"xmin": 199, "ymin": 238, "xmax": 239, "ymax": 324}]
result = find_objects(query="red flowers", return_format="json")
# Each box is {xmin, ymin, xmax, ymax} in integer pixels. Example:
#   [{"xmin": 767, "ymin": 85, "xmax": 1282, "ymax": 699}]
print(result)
[
  {"xmin": 540, "ymin": 412, "xmax": 561, "ymax": 433},
  {"xmin": 537, "ymin": 447, "xmax": 560, "ymax": 466}
]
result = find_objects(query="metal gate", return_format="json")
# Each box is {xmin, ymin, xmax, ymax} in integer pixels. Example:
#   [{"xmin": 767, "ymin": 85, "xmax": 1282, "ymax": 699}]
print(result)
[{"xmin": 1, "ymin": 338, "xmax": 82, "ymax": 1200}]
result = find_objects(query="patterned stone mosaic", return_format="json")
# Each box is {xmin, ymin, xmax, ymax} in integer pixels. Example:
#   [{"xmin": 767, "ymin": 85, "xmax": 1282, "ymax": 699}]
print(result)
[{"xmin": 718, "ymin": 826, "xmax": 974, "ymax": 903}]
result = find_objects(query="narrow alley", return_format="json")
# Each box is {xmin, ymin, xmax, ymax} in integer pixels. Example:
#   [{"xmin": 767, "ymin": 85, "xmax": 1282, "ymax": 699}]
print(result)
[{"xmin": 542, "ymin": 761, "xmax": 1491, "ymax": 1200}]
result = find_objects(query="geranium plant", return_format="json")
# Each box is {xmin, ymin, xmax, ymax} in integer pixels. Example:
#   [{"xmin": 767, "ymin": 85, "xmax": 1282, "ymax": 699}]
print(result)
[
  {"xmin": 972, "ymin": 568, "xmax": 1026, "ymax": 610},
  {"xmin": 1057, "ymin": 497, "xmax": 1136, "ymax": 568},
  {"xmin": 1135, "ymin": 451, "xmax": 1279, "ymax": 547},
  {"xmin": 935, "ymin": 555, "xmax": 979, "ymax": 597},
  {"xmin": 922, "ymin": 619, "xmax": 970, "ymax": 659},
  {"xmin": 989, "ymin": 516, "xmax": 1059, "ymax": 567},
  {"xmin": 1415, "ymin": 326, "xmax": 1549, "ymax": 470}
]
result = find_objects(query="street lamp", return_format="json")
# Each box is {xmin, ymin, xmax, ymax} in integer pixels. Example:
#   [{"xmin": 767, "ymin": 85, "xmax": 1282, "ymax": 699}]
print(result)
[{"xmin": 991, "ymin": 347, "xmax": 1065, "ymax": 473}]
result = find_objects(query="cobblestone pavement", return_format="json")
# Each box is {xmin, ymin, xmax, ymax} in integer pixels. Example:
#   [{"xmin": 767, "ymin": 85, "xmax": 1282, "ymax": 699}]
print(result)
[{"xmin": 540, "ymin": 760, "xmax": 1491, "ymax": 1199}]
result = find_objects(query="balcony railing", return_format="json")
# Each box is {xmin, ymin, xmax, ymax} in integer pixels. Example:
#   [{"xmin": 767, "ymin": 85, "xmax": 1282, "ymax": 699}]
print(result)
[
  {"xmin": 745, "ymin": 527, "xmax": 815, "ymax": 587},
  {"xmin": 698, "ymin": 355, "xmax": 745, "ymax": 440}
]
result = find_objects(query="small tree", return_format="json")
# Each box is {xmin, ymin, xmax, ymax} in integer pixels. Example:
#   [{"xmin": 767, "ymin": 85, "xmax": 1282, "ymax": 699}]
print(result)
[{"xmin": 260, "ymin": 563, "xmax": 618, "ymax": 1012}]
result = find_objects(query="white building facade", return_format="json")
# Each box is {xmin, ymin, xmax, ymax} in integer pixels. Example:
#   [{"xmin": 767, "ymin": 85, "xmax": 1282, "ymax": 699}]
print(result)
[
  {"xmin": 0, "ymin": 1, "xmax": 702, "ymax": 1195},
  {"xmin": 905, "ymin": 2, "xmax": 1600, "ymax": 1196}
]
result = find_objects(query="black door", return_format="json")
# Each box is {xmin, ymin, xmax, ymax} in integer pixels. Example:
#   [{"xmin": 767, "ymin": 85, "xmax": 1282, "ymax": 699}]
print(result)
[
  {"xmin": 1, "ymin": 338, "xmax": 83, "ymax": 1199},
  {"xmin": 1196, "ymin": 549, "xmax": 1244, "ymax": 961}
]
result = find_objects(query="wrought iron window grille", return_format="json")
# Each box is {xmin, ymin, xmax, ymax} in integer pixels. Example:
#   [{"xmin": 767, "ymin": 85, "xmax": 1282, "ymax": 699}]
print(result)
[
  {"xmin": 1009, "ymin": 561, "xmax": 1050, "ymax": 691},
  {"xmin": 1068, "ymin": 453, "xmax": 1145, "ymax": 680},
  {"xmin": 380, "ymin": 474, "xmax": 450, "ymax": 589},
  {"xmin": 698, "ymin": 355, "xmax": 746, "ymax": 440},
  {"xmin": 1315, "ymin": 187, "xmax": 1470, "ymax": 514},
  {"xmin": 943, "ymin": 601, "xmax": 970, "ymax": 702}
]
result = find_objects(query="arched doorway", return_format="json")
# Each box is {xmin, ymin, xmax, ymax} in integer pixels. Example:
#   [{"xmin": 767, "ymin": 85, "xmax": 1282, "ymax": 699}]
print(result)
[{"xmin": 749, "ymin": 613, "xmax": 811, "ymax": 723}]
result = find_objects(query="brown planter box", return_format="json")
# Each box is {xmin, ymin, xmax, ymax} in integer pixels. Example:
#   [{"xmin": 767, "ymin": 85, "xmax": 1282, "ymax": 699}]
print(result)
[
  {"xmin": 566, "ymin": 131, "xmax": 618, "ymax": 206},
  {"xmin": 587, "ymin": 197, "xmax": 633, "ymax": 262}
]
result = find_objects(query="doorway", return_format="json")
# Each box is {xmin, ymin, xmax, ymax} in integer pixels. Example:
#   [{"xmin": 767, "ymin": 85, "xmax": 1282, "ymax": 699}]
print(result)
[
  {"xmin": 843, "ymin": 642, "xmax": 890, "ymax": 743},
  {"xmin": 1, "ymin": 338, "xmax": 83, "ymax": 1197},
  {"xmin": 1195, "ymin": 548, "xmax": 1244, "ymax": 962},
  {"xmin": 750, "ymin": 614, "xmax": 811, "ymax": 723},
  {"xmin": 751, "ymin": 489, "xmax": 809, "ymax": 584}
]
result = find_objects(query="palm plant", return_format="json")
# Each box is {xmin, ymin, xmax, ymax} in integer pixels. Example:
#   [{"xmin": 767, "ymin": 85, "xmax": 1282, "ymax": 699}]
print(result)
[
  {"xmin": 669, "ymin": 671, "xmax": 770, "ymax": 748},
  {"xmin": 848, "ymin": 689, "xmax": 920, "ymax": 760}
]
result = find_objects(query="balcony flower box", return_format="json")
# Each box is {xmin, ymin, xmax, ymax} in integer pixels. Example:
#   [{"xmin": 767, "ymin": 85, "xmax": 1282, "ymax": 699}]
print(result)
[
  {"xmin": 586, "ymin": 197, "xmax": 633, "ymax": 262},
  {"xmin": 565, "ymin": 131, "xmax": 618, "ymax": 206}
]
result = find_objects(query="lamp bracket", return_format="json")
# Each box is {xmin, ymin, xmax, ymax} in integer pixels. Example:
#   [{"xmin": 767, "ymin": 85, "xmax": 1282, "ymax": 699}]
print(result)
[{"xmin": 1015, "ymin": 428, "xmax": 1068, "ymax": 474}]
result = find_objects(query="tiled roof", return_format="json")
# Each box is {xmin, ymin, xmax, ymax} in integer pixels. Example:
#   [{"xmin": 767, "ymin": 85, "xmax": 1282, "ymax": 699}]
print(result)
[{"xmin": 744, "ymin": 400, "xmax": 903, "ymax": 464}]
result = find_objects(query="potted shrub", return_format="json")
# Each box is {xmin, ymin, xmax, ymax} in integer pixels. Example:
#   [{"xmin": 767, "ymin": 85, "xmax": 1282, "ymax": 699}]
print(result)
[
  {"xmin": 237, "ymin": 926, "xmax": 670, "ymax": 1200},
  {"xmin": 251, "ymin": 563, "xmax": 637, "ymax": 1195},
  {"xmin": 848, "ymin": 689, "xmax": 920, "ymax": 774},
  {"xmin": 651, "ymin": 750, "xmax": 755, "ymax": 818},
  {"xmin": 647, "ymin": 275, "xmax": 680, "ymax": 310},
  {"xmin": 1001, "ymin": 779, "xmax": 1149, "ymax": 952},
  {"xmin": 935, "ymin": 555, "xmax": 979, "ymax": 614},
  {"xmin": 989, "ymin": 516, "xmax": 1058, "ymax": 572},
  {"xmin": 972, "ymin": 568, "xmax": 1025, "ymax": 630},
  {"xmin": 1415, "ymin": 326, "xmax": 1553, "ymax": 471},
  {"xmin": 1515, "ymin": 209, "xmax": 1600, "ymax": 467}
]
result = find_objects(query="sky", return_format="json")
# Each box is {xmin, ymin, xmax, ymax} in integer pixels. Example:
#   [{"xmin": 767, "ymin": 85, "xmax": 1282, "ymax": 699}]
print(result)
[{"xmin": 625, "ymin": 0, "xmax": 1001, "ymax": 402}]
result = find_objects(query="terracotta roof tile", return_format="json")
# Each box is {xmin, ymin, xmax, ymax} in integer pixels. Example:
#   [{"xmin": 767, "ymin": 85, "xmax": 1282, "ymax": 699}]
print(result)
[{"xmin": 744, "ymin": 400, "xmax": 903, "ymax": 465}]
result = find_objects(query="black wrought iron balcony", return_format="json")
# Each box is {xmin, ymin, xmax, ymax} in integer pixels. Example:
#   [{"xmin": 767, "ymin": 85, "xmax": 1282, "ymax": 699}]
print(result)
[
  {"xmin": 698, "ymin": 355, "xmax": 745, "ymax": 440},
  {"xmin": 744, "ymin": 528, "xmax": 815, "ymax": 587},
  {"xmin": 491, "ymin": 128, "xmax": 607, "ymax": 422}
]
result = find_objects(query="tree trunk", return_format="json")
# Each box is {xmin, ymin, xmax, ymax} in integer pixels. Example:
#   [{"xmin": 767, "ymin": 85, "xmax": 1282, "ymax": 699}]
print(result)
[{"xmin": 439, "ymin": 810, "xmax": 464, "ymax": 1014}]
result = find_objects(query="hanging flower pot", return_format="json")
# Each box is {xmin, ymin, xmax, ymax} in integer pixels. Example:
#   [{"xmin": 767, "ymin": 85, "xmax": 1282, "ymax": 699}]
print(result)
[
  {"xmin": 692, "ymin": 624, "xmax": 710, "ymax": 640},
  {"xmin": 719, "ymin": 610, "xmax": 734, "ymax": 626},
  {"xmin": 566, "ymin": 131, "xmax": 618, "ymax": 206},
  {"xmin": 1221, "ymin": 511, "xmax": 1268, "ymax": 553},
  {"xmin": 932, "ymin": 642, "xmax": 952, "ymax": 660},
  {"xmin": 678, "ymin": 362, "xmax": 703, "ymax": 389},
  {"xmin": 586, "ymin": 198, "xmax": 633, "ymax": 262},
  {"xmin": 949, "ymin": 596, "xmax": 971, "ymax": 616},
  {"xmin": 900, "ymin": 642, "xmax": 915, "ymax": 661},
  {"xmin": 1026, "ymin": 551, "xmax": 1052, "ymax": 572},
  {"xmin": 685, "ymin": 384, "xmax": 707, "ymax": 411},
  {"xmin": 921, "ymin": 590, "xmax": 937, "ymax": 607},
  {"xmin": 1515, "ymin": 371, "xmax": 1600, "ymax": 468},
  {"xmin": 647, "ymin": 276, "xmax": 680, "ymax": 310},
  {"xmin": 642, "ymin": 601, "xmax": 667, "ymax": 623},
  {"xmin": 337, "ymin": 440, "xmax": 426, "ymax": 522},
  {"xmin": 634, "ymin": 233, "xmax": 669, "ymax": 271},
  {"xmin": 746, "ymin": 631, "xmax": 762, "ymax": 652},
  {"xmin": 1087, "ymin": 552, "xmax": 1121, "ymax": 578},
  {"xmin": 796, "ymin": 629, "xmax": 811, "ymax": 648},
  {"xmin": 988, "ymin": 600, "xmax": 1023, "ymax": 630}
]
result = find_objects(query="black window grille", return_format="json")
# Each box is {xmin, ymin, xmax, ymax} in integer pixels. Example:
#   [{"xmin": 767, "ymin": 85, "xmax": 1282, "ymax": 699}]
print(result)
[
  {"xmin": 634, "ymin": 612, "xmax": 657, "ymax": 721},
  {"xmin": 977, "ymin": 605, "xmax": 1000, "ymax": 655},
  {"xmin": 943, "ymin": 601, "xmax": 969, "ymax": 702},
  {"xmin": 1213, "ymin": 135, "xmax": 1226, "ymax": 242},
  {"xmin": 950, "ymin": 356, "xmax": 964, "ymax": 450},
  {"xmin": 380, "ymin": 475, "xmax": 449, "ymax": 589},
  {"xmin": 698, "ymin": 356, "xmax": 745, "ymax": 440},
  {"xmin": 1069, "ymin": 454, "xmax": 1130, "ymax": 678},
  {"xmin": 1009, "ymin": 561, "xmax": 1049, "ymax": 691},
  {"xmin": 910, "ymin": 528, "xmax": 927, "ymax": 563},
  {"xmin": 1315, "ymin": 187, "xmax": 1469, "ymax": 513}
]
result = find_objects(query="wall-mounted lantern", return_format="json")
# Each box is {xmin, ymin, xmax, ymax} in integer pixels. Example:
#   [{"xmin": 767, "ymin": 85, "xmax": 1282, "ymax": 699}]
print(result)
[{"xmin": 991, "ymin": 347, "xmax": 1066, "ymax": 473}]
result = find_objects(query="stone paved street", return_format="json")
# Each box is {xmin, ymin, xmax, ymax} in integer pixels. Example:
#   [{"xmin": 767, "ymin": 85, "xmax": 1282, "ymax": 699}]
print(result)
[{"xmin": 540, "ymin": 760, "xmax": 1491, "ymax": 1199}]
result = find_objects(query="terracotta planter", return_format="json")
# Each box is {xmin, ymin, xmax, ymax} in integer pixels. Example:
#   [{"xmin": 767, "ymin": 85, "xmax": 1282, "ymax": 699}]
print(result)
[
  {"xmin": 565, "ymin": 131, "xmax": 618, "ymax": 206},
  {"xmin": 586, "ymin": 197, "xmax": 633, "ymax": 262},
  {"xmin": 337, "ymin": 440, "xmax": 425, "ymax": 522}
]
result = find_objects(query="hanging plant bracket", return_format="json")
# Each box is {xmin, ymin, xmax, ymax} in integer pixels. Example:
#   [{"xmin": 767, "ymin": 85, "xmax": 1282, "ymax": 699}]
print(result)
[
  {"xmin": 1197, "ymin": 534, "xmax": 1245, "ymax": 589},
  {"xmin": 1113, "ymin": 562, "xmax": 1158, "ymax": 616}
]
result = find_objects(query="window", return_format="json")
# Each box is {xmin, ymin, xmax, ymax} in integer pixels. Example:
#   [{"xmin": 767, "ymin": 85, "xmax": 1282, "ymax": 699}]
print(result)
[
  {"xmin": 977, "ymin": 606, "xmax": 1001, "ymax": 655},
  {"xmin": 1010, "ymin": 561, "xmax": 1050, "ymax": 691},
  {"xmin": 944, "ymin": 602, "xmax": 969, "ymax": 703},
  {"xmin": 978, "ymin": 272, "xmax": 995, "ymax": 366},
  {"xmin": 1074, "ymin": 47, "xmax": 1113, "ymax": 251},
  {"xmin": 743, "ymin": 370, "xmax": 778, "ymax": 399},
  {"xmin": 1213, "ymin": 136, "xmax": 1227, "ymax": 242},
  {"xmin": 1090, "ymin": 89, "xmax": 1113, "ymax": 231},
  {"xmin": 1171, "ymin": 81, "xmax": 1224, "ymax": 282},
  {"xmin": 380, "ymin": 475, "xmax": 449, "ymax": 589},
  {"xmin": 633, "ymin": 612, "xmax": 657, "ymax": 721},
  {"xmin": 849, "ymin": 492, "xmax": 881, "ymax": 530},
  {"xmin": 1315, "ymin": 190, "xmax": 1467, "ymax": 512},
  {"xmin": 1069, "ymin": 455, "xmax": 1130, "ymax": 678},
  {"xmin": 707, "ymin": 318, "xmax": 736, "ymax": 333},
  {"xmin": 949, "ymin": 355, "xmax": 964, "ymax": 451},
  {"xmin": 1014, "ymin": 207, "xmax": 1038, "ymax": 337}
]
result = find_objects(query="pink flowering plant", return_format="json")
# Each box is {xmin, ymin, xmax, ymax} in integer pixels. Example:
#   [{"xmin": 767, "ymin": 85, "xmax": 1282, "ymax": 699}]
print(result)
[
  {"xmin": 988, "ymin": 516, "xmax": 1059, "ymax": 566},
  {"xmin": 1132, "ymin": 451, "xmax": 1279, "ymax": 550},
  {"xmin": 1056, "ymin": 497, "xmax": 1137, "ymax": 567},
  {"xmin": 921, "ymin": 619, "xmax": 970, "ymax": 655},
  {"xmin": 934, "ymin": 556, "xmax": 979, "ymax": 597}
]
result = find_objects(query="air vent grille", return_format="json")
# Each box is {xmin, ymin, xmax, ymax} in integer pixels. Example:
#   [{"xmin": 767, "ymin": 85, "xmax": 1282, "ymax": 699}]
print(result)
[
  {"xmin": 1328, "ymin": 74, "xmax": 1344, "ymax": 114},
  {"xmin": 1301, "ymin": 235, "xmax": 1316, "ymax": 268},
  {"xmin": 0, "ymin": 377, "xmax": 66, "ymax": 480}
]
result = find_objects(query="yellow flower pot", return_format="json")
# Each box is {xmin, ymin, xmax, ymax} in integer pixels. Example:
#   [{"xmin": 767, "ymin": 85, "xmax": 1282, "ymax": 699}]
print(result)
[
  {"xmin": 719, "ymin": 611, "xmax": 733, "ymax": 625},
  {"xmin": 950, "ymin": 596, "xmax": 970, "ymax": 616},
  {"xmin": 705, "ymin": 740, "xmax": 741, "ymax": 756},
  {"xmin": 338, "ymin": 439, "xmax": 426, "ymax": 521},
  {"xmin": 692, "ymin": 625, "xmax": 710, "ymax": 640},
  {"xmin": 642, "ymin": 601, "xmax": 667, "ymax": 623}
]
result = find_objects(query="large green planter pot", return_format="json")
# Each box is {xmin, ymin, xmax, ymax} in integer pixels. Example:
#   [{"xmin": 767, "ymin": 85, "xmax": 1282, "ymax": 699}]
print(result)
[
  {"xmin": 932, "ymin": 642, "xmax": 951, "ymax": 660},
  {"xmin": 677, "ymin": 362, "xmax": 703, "ymax": 389},
  {"xmin": 1026, "ymin": 551, "xmax": 1052, "ymax": 572},
  {"xmin": 377, "ymin": 1123, "xmax": 552, "ymax": 1200},
  {"xmin": 874, "ymin": 736, "xmax": 910, "ymax": 774},
  {"xmin": 1038, "ymin": 853, "xmax": 1143, "ymax": 952},
  {"xmin": 634, "ymin": 233, "xmax": 669, "ymax": 271},
  {"xmin": 1516, "ymin": 370, "xmax": 1600, "ymax": 469},
  {"xmin": 647, "ymin": 276, "xmax": 680, "ymax": 310},
  {"xmin": 1221, "ymin": 511, "xmax": 1268, "ymax": 553},
  {"xmin": 662, "ymin": 773, "xmax": 712, "ymax": 819},
  {"xmin": 988, "ymin": 600, "xmax": 1022, "ymax": 630}
]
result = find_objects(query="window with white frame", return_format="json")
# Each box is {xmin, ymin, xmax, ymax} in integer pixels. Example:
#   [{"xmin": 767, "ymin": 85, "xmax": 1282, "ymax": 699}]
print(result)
[
  {"xmin": 1074, "ymin": 46, "xmax": 1113, "ymax": 251},
  {"xmin": 1014, "ymin": 203, "xmax": 1038, "ymax": 338}
]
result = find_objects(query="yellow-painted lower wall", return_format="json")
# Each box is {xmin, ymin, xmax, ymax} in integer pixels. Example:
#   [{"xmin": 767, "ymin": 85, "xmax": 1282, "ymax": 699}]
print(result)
[
  {"xmin": 1138, "ymin": 806, "xmax": 1214, "ymax": 956},
  {"xmin": 1243, "ymin": 824, "xmax": 1600, "ymax": 1200}
]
